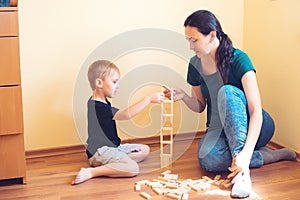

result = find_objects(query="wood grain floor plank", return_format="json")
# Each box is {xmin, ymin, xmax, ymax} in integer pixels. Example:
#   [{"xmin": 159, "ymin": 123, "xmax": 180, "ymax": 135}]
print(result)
[{"xmin": 0, "ymin": 138, "xmax": 299, "ymax": 200}]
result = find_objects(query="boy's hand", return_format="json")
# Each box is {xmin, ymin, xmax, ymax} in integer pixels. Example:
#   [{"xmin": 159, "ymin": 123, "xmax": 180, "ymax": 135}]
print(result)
[{"xmin": 149, "ymin": 92, "xmax": 165, "ymax": 103}]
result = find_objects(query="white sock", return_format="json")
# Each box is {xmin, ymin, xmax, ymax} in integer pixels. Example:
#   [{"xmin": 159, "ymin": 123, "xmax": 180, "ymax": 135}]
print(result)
[
  {"xmin": 231, "ymin": 169, "xmax": 252, "ymax": 198},
  {"xmin": 72, "ymin": 168, "xmax": 93, "ymax": 185}
]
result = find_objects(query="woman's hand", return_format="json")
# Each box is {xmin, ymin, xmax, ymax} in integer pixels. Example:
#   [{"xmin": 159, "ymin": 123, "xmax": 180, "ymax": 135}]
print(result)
[
  {"xmin": 163, "ymin": 88, "xmax": 186, "ymax": 102},
  {"xmin": 227, "ymin": 151, "xmax": 251, "ymax": 180}
]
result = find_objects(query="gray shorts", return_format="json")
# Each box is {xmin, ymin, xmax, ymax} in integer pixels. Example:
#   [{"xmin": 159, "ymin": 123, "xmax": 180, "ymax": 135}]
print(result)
[
  {"xmin": 89, "ymin": 144, "xmax": 141, "ymax": 167},
  {"xmin": 117, "ymin": 143, "xmax": 141, "ymax": 154}
]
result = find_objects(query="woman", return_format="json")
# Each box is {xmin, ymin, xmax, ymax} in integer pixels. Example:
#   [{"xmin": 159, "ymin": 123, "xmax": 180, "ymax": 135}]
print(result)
[{"xmin": 165, "ymin": 10, "xmax": 296, "ymax": 198}]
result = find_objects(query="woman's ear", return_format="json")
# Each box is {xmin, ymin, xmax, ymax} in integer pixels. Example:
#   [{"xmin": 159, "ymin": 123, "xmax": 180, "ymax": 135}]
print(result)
[
  {"xmin": 209, "ymin": 30, "xmax": 217, "ymax": 42},
  {"xmin": 95, "ymin": 78, "xmax": 103, "ymax": 89}
]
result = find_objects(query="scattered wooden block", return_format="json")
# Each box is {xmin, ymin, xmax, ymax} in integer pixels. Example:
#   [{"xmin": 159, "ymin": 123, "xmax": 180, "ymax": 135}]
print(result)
[
  {"xmin": 139, "ymin": 191, "xmax": 152, "ymax": 199},
  {"xmin": 152, "ymin": 178, "xmax": 168, "ymax": 185},
  {"xmin": 136, "ymin": 180, "xmax": 149, "ymax": 185},
  {"xmin": 214, "ymin": 174, "xmax": 221, "ymax": 181},
  {"xmin": 202, "ymin": 176, "xmax": 215, "ymax": 184},
  {"xmin": 182, "ymin": 193, "xmax": 189, "ymax": 200},
  {"xmin": 147, "ymin": 181, "xmax": 163, "ymax": 188},
  {"xmin": 166, "ymin": 193, "xmax": 181, "ymax": 199},
  {"xmin": 134, "ymin": 171, "xmax": 236, "ymax": 199},
  {"xmin": 191, "ymin": 185, "xmax": 201, "ymax": 192},
  {"xmin": 166, "ymin": 182, "xmax": 178, "ymax": 189},
  {"xmin": 152, "ymin": 187, "xmax": 164, "ymax": 195},
  {"xmin": 161, "ymin": 170, "xmax": 172, "ymax": 175},
  {"xmin": 202, "ymin": 176, "xmax": 213, "ymax": 182},
  {"xmin": 135, "ymin": 184, "xmax": 141, "ymax": 191},
  {"xmin": 164, "ymin": 173, "xmax": 179, "ymax": 180},
  {"xmin": 178, "ymin": 185, "xmax": 191, "ymax": 192},
  {"xmin": 157, "ymin": 176, "xmax": 169, "ymax": 182}
]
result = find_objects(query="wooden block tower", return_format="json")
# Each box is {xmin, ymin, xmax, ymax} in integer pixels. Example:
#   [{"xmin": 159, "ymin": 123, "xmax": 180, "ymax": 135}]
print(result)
[{"xmin": 160, "ymin": 85, "xmax": 174, "ymax": 168}]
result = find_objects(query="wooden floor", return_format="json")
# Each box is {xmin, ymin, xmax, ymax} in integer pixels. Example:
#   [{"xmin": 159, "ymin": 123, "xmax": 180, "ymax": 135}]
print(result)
[{"xmin": 0, "ymin": 138, "xmax": 299, "ymax": 200}]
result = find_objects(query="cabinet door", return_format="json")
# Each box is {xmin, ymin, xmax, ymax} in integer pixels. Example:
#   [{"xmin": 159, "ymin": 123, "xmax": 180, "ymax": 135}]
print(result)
[
  {"xmin": 0, "ymin": 11, "xmax": 18, "ymax": 37},
  {"xmin": 0, "ymin": 133, "xmax": 26, "ymax": 180},
  {"xmin": 0, "ymin": 37, "xmax": 21, "ymax": 86},
  {"xmin": 0, "ymin": 86, "xmax": 23, "ymax": 135}
]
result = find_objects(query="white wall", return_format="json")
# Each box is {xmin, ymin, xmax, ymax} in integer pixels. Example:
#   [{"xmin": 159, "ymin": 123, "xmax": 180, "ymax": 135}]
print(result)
[{"xmin": 19, "ymin": 0, "xmax": 244, "ymax": 150}]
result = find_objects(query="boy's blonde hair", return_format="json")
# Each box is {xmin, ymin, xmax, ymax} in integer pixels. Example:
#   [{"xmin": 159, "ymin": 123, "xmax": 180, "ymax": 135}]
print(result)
[{"xmin": 87, "ymin": 60, "xmax": 120, "ymax": 90}]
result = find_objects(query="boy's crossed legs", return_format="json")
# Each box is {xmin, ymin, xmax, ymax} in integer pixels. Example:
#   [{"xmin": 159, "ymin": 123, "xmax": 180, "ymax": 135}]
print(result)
[{"xmin": 72, "ymin": 144, "xmax": 150, "ymax": 185}]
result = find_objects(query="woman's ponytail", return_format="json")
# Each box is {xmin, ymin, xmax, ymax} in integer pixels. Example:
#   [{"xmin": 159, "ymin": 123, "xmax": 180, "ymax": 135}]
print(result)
[{"xmin": 216, "ymin": 32, "xmax": 233, "ymax": 84}]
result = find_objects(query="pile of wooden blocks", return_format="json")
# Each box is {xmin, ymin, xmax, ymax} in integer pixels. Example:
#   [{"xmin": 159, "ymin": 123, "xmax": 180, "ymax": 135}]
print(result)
[{"xmin": 134, "ymin": 170, "xmax": 232, "ymax": 199}]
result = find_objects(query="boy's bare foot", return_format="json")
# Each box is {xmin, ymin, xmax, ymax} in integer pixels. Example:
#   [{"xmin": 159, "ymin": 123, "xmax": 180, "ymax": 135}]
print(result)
[{"xmin": 71, "ymin": 168, "xmax": 93, "ymax": 185}]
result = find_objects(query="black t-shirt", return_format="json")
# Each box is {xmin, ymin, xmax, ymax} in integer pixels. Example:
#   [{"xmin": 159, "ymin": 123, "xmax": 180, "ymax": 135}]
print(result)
[{"xmin": 86, "ymin": 98, "xmax": 120, "ymax": 158}]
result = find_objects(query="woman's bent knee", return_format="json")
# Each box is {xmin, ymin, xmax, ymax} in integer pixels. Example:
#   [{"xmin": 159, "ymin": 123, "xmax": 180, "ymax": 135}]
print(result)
[
  {"xmin": 199, "ymin": 157, "xmax": 217, "ymax": 172},
  {"xmin": 198, "ymin": 154, "xmax": 230, "ymax": 173}
]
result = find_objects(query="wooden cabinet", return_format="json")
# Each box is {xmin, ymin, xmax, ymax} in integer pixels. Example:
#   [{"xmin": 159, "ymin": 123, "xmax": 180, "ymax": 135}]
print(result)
[
  {"xmin": 0, "ymin": 1, "xmax": 26, "ymax": 184},
  {"xmin": 0, "ymin": 37, "xmax": 21, "ymax": 86}
]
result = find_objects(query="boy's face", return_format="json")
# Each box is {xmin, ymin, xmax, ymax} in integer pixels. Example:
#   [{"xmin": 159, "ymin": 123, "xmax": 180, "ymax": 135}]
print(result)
[{"xmin": 101, "ymin": 70, "xmax": 120, "ymax": 98}]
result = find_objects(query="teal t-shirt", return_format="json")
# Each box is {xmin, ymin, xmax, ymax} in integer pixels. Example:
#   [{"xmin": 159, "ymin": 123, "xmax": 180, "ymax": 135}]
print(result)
[{"xmin": 187, "ymin": 48, "xmax": 255, "ymax": 128}]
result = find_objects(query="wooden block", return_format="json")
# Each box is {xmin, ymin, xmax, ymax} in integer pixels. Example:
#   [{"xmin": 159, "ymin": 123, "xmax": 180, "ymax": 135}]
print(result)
[
  {"xmin": 202, "ymin": 176, "xmax": 215, "ymax": 184},
  {"xmin": 214, "ymin": 174, "xmax": 221, "ymax": 181},
  {"xmin": 205, "ymin": 182, "xmax": 211, "ymax": 190},
  {"xmin": 148, "ymin": 182, "xmax": 163, "ymax": 188},
  {"xmin": 152, "ymin": 187, "xmax": 163, "ymax": 195},
  {"xmin": 152, "ymin": 178, "xmax": 168, "ymax": 185},
  {"xmin": 161, "ymin": 188, "xmax": 170, "ymax": 195},
  {"xmin": 182, "ymin": 193, "xmax": 189, "ymax": 200},
  {"xmin": 151, "ymin": 182, "xmax": 163, "ymax": 188},
  {"xmin": 135, "ymin": 184, "xmax": 141, "ymax": 191},
  {"xmin": 183, "ymin": 179, "xmax": 193, "ymax": 186},
  {"xmin": 161, "ymin": 170, "xmax": 172, "ymax": 175},
  {"xmin": 166, "ymin": 183, "xmax": 178, "ymax": 189},
  {"xmin": 202, "ymin": 176, "xmax": 213, "ymax": 182},
  {"xmin": 192, "ymin": 179, "xmax": 205, "ymax": 185},
  {"xmin": 178, "ymin": 185, "xmax": 191, "ymax": 192},
  {"xmin": 197, "ymin": 182, "xmax": 208, "ymax": 191},
  {"xmin": 191, "ymin": 185, "xmax": 201, "ymax": 192},
  {"xmin": 157, "ymin": 176, "xmax": 169, "ymax": 182},
  {"xmin": 136, "ymin": 180, "xmax": 149, "ymax": 185},
  {"xmin": 164, "ymin": 174, "xmax": 178, "ymax": 180},
  {"xmin": 173, "ymin": 189, "xmax": 185, "ymax": 196},
  {"xmin": 166, "ymin": 193, "xmax": 180, "ymax": 199},
  {"xmin": 139, "ymin": 192, "xmax": 152, "ymax": 199}
]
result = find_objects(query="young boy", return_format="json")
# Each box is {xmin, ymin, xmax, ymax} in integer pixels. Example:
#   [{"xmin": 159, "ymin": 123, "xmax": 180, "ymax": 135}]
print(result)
[{"xmin": 72, "ymin": 60, "xmax": 164, "ymax": 185}]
